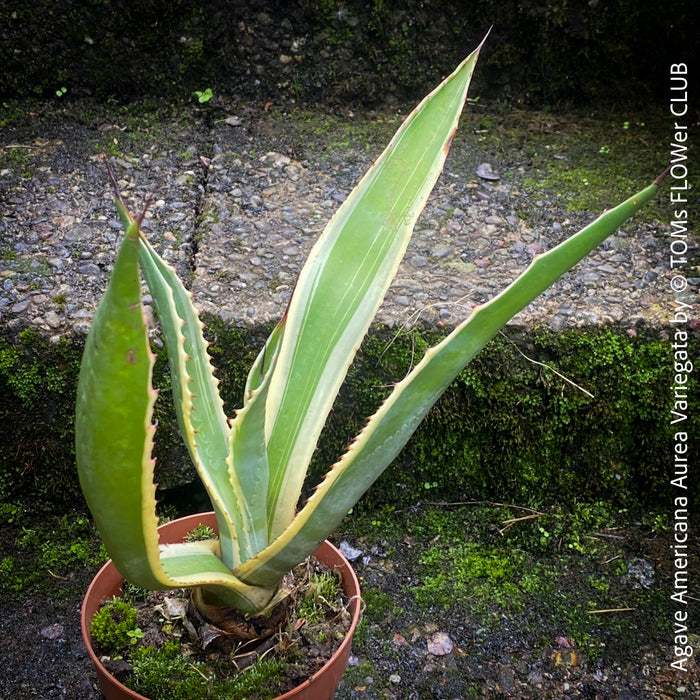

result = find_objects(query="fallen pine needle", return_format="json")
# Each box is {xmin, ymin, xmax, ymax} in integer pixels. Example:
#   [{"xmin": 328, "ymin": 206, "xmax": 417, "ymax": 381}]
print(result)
[
  {"xmin": 47, "ymin": 569, "xmax": 69, "ymax": 580},
  {"xmin": 498, "ymin": 512, "xmax": 544, "ymax": 535},
  {"xmin": 587, "ymin": 607, "xmax": 635, "ymax": 615}
]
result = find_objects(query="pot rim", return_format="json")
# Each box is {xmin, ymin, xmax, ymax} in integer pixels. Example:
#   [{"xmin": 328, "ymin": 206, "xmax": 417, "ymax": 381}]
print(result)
[{"xmin": 81, "ymin": 512, "xmax": 362, "ymax": 700}]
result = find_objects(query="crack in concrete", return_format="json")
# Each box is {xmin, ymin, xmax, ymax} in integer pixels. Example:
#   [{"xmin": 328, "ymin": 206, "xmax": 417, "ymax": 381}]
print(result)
[{"xmin": 189, "ymin": 148, "xmax": 211, "ymax": 286}]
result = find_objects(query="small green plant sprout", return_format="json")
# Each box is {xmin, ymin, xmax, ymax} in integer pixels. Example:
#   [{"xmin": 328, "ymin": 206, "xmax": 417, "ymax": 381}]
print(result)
[
  {"xmin": 193, "ymin": 88, "xmax": 213, "ymax": 104},
  {"xmin": 588, "ymin": 574, "xmax": 609, "ymax": 593},
  {"xmin": 0, "ymin": 503, "xmax": 20, "ymax": 524},
  {"xmin": 127, "ymin": 627, "xmax": 145, "ymax": 645},
  {"xmin": 76, "ymin": 36, "xmax": 668, "ymax": 624},
  {"xmin": 298, "ymin": 571, "xmax": 343, "ymax": 624},
  {"xmin": 55, "ymin": 86, "xmax": 67, "ymax": 98},
  {"xmin": 650, "ymin": 513, "xmax": 669, "ymax": 534},
  {"xmin": 186, "ymin": 525, "xmax": 217, "ymax": 542}
]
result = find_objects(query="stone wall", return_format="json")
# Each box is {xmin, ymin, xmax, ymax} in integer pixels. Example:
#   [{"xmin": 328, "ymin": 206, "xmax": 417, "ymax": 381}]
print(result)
[{"xmin": 1, "ymin": 0, "xmax": 696, "ymax": 107}]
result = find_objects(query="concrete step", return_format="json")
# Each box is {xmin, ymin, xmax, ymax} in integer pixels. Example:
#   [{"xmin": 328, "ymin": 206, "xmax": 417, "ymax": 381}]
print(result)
[{"xmin": 1, "ymin": 100, "xmax": 690, "ymax": 341}]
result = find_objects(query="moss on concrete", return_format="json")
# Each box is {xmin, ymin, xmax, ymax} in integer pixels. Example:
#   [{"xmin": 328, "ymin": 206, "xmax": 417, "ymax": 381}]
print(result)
[
  {"xmin": 0, "ymin": 329, "xmax": 82, "ymax": 505},
  {"xmin": 313, "ymin": 324, "xmax": 694, "ymax": 512},
  {"xmin": 515, "ymin": 113, "xmax": 685, "ymax": 219},
  {"xmin": 2, "ymin": 321, "xmax": 694, "ymax": 514}
]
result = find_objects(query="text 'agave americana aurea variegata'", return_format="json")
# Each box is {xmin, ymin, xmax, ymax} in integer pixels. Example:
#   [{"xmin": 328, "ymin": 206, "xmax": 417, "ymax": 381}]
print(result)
[{"xmin": 76, "ymin": 39, "xmax": 664, "ymax": 618}]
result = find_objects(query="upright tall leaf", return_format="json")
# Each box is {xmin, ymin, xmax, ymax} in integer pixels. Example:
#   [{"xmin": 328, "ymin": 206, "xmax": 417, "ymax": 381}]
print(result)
[
  {"xmin": 256, "ymin": 41, "xmax": 485, "ymax": 540},
  {"xmin": 234, "ymin": 179, "xmax": 661, "ymax": 586}
]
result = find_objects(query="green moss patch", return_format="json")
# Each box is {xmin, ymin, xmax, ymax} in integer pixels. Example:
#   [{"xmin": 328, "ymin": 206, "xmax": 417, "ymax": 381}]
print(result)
[
  {"xmin": 89, "ymin": 561, "xmax": 350, "ymax": 700},
  {"xmin": 0, "ymin": 507, "xmax": 105, "ymax": 594},
  {"xmin": 1, "ymin": 323, "xmax": 696, "ymax": 513},
  {"xmin": 508, "ymin": 112, "xmax": 681, "ymax": 218},
  {"xmin": 317, "ymin": 325, "xmax": 696, "ymax": 512},
  {"xmin": 337, "ymin": 501, "xmax": 698, "ymax": 694}
]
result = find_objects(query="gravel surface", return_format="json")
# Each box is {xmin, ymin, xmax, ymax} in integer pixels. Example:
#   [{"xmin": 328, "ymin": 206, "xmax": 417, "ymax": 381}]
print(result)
[
  {"xmin": 1, "ymin": 99, "xmax": 691, "ymax": 341},
  {"xmin": 0, "ymin": 97, "xmax": 697, "ymax": 700}
]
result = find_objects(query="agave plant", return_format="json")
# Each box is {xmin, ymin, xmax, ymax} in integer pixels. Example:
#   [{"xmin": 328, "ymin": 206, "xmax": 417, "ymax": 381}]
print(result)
[{"xmin": 76, "ymin": 40, "xmax": 663, "ymax": 620}]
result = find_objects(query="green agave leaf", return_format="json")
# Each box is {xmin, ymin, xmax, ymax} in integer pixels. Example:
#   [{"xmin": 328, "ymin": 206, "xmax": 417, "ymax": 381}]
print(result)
[
  {"xmin": 259, "ymin": 40, "xmax": 485, "ymax": 541},
  {"xmin": 244, "ymin": 315, "xmax": 286, "ymax": 401},
  {"xmin": 134, "ymin": 207, "xmax": 292, "ymax": 567},
  {"xmin": 135, "ymin": 231, "xmax": 247, "ymax": 570},
  {"xmin": 227, "ymin": 318, "xmax": 286, "ymax": 559},
  {"xmin": 75, "ymin": 215, "xmax": 169, "ymax": 590},
  {"xmin": 77, "ymin": 205, "xmax": 283, "ymax": 611},
  {"xmin": 158, "ymin": 541, "xmax": 278, "ymax": 614},
  {"xmin": 235, "ymin": 179, "xmax": 660, "ymax": 587}
]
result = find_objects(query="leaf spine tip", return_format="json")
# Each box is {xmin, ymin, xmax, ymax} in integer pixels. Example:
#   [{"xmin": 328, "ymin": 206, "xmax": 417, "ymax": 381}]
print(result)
[
  {"xmin": 654, "ymin": 165, "xmax": 672, "ymax": 186},
  {"xmin": 444, "ymin": 128, "xmax": 457, "ymax": 154}
]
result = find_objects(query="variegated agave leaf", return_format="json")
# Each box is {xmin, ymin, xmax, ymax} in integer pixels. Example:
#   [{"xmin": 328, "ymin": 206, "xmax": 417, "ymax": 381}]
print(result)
[{"xmin": 76, "ymin": 34, "xmax": 665, "ymax": 618}]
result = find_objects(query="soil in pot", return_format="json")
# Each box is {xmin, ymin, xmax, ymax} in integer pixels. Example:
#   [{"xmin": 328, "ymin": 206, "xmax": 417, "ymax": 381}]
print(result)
[{"xmin": 90, "ymin": 555, "xmax": 353, "ymax": 700}]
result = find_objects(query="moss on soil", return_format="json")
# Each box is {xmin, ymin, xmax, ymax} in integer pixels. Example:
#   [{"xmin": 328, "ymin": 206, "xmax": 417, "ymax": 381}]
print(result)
[
  {"xmin": 0, "ymin": 506, "xmax": 105, "ymax": 594},
  {"xmin": 337, "ymin": 501, "xmax": 699, "ymax": 697},
  {"xmin": 0, "ymin": 495, "xmax": 694, "ymax": 697},
  {"xmin": 89, "ymin": 564, "xmax": 348, "ymax": 700}
]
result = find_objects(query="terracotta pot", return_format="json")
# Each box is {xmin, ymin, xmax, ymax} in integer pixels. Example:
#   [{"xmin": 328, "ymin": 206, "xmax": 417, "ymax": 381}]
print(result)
[{"xmin": 81, "ymin": 512, "xmax": 362, "ymax": 700}]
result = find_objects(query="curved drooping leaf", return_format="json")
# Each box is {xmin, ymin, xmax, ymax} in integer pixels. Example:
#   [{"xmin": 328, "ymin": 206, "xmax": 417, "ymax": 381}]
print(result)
[
  {"xmin": 235, "ymin": 180, "xmax": 661, "ymax": 586},
  {"xmin": 135, "ymin": 230, "xmax": 245, "ymax": 569},
  {"xmin": 157, "ymin": 540, "xmax": 278, "ymax": 614},
  {"xmin": 76, "ymin": 212, "xmax": 281, "ymax": 613}
]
